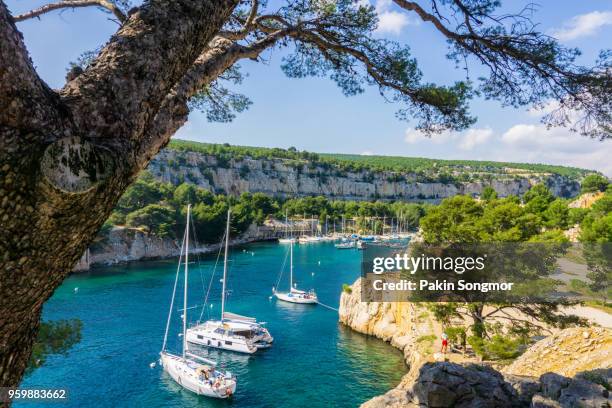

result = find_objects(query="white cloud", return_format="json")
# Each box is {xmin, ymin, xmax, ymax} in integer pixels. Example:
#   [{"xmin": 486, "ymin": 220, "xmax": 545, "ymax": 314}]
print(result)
[
  {"xmin": 459, "ymin": 128, "xmax": 493, "ymax": 151},
  {"xmin": 361, "ymin": 150, "xmax": 374, "ymax": 156},
  {"xmin": 500, "ymin": 124, "xmax": 612, "ymax": 175},
  {"xmin": 551, "ymin": 11, "xmax": 612, "ymax": 41},
  {"xmin": 403, "ymin": 124, "xmax": 612, "ymax": 176},
  {"xmin": 364, "ymin": 0, "xmax": 416, "ymax": 35},
  {"xmin": 405, "ymin": 127, "xmax": 492, "ymax": 150},
  {"xmin": 376, "ymin": 11, "xmax": 410, "ymax": 34},
  {"xmin": 502, "ymin": 124, "xmax": 595, "ymax": 154}
]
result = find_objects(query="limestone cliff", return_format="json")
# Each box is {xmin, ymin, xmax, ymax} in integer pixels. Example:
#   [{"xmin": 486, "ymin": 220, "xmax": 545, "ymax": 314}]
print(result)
[
  {"xmin": 339, "ymin": 280, "xmax": 612, "ymax": 407},
  {"xmin": 75, "ymin": 223, "xmax": 267, "ymax": 270},
  {"xmin": 146, "ymin": 149, "xmax": 580, "ymax": 201}
]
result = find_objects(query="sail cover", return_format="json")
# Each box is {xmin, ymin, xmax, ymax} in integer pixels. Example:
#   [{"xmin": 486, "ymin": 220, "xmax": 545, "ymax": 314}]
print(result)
[{"xmin": 223, "ymin": 312, "xmax": 257, "ymax": 323}]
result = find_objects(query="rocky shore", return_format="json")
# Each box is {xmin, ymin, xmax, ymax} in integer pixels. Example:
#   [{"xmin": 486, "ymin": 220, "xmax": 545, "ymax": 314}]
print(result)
[
  {"xmin": 339, "ymin": 279, "xmax": 612, "ymax": 407},
  {"xmin": 73, "ymin": 223, "xmax": 270, "ymax": 271}
]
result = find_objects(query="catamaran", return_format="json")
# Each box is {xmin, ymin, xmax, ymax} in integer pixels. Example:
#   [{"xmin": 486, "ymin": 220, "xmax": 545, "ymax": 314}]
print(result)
[
  {"xmin": 159, "ymin": 205, "xmax": 237, "ymax": 398},
  {"xmin": 186, "ymin": 210, "xmax": 273, "ymax": 354},
  {"xmin": 273, "ymin": 241, "xmax": 318, "ymax": 304}
]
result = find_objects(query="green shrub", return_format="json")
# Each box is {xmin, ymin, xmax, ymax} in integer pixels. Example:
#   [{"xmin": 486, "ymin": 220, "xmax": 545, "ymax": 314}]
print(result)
[
  {"xmin": 342, "ymin": 283, "xmax": 352, "ymax": 294},
  {"xmin": 468, "ymin": 335, "xmax": 523, "ymax": 360},
  {"xmin": 417, "ymin": 334, "xmax": 436, "ymax": 343},
  {"xmin": 581, "ymin": 174, "xmax": 609, "ymax": 193},
  {"xmin": 126, "ymin": 204, "xmax": 176, "ymax": 238},
  {"xmin": 444, "ymin": 326, "xmax": 467, "ymax": 346}
]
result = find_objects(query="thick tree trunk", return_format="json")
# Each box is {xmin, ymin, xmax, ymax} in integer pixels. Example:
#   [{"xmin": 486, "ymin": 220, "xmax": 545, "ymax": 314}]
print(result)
[{"xmin": 0, "ymin": 0, "xmax": 238, "ymax": 387}]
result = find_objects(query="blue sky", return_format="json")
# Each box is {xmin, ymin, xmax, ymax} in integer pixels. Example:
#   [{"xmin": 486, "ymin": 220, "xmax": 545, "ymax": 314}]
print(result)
[{"xmin": 7, "ymin": 0, "xmax": 612, "ymax": 175}]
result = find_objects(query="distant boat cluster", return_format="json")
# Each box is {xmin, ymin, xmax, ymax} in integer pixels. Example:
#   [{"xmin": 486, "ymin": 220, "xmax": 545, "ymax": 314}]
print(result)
[{"xmin": 277, "ymin": 211, "xmax": 414, "ymax": 250}]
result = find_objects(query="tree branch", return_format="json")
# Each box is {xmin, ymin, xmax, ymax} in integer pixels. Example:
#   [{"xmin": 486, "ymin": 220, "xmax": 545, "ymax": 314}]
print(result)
[
  {"xmin": 13, "ymin": 0, "xmax": 127, "ymax": 24},
  {"xmin": 393, "ymin": 0, "xmax": 611, "ymax": 138},
  {"xmin": 0, "ymin": 1, "xmax": 59, "ymax": 130},
  {"xmin": 244, "ymin": 0, "xmax": 258, "ymax": 28},
  {"xmin": 58, "ymin": 0, "xmax": 238, "ymax": 161},
  {"xmin": 139, "ymin": 29, "xmax": 293, "ymax": 164}
]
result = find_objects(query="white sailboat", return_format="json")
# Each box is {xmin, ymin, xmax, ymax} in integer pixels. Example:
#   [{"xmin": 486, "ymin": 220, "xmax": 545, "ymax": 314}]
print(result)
[
  {"xmin": 273, "ymin": 241, "xmax": 318, "ymax": 304},
  {"xmin": 278, "ymin": 211, "xmax": 296, "ymax": 244},
  {"xmin": 160, "ymin": 205, "xmax": 237, "ymax": 399},
  {"xmin": 186, "ymin": 210, "xmax": 273, "ymax": 354}
]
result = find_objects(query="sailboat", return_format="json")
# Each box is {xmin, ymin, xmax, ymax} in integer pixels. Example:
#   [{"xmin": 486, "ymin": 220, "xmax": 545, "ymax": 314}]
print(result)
[
  {"xmin": 186, "ymin": 210, "xmax": 273, "ymax": 354},
  {"xmin": 160, "ymin": 205, "xmax": 237, "ymax": 398},
  {"xmin": 278, "ymin": 211, "xmax": 295, "ymax": 244},
  {"xmin": 273, "ymin": 241, "xmax": 318, "ymax": 304}
]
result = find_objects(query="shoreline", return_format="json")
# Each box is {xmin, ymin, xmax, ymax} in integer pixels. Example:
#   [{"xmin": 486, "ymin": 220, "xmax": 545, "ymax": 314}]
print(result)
[{"xmin": 73, "ymin": 224, "xmax": 276, "ymax": 272}]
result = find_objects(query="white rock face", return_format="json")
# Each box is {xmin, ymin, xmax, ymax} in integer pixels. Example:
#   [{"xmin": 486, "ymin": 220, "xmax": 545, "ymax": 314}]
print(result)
[
  {"xmin": 147, "ymin": 150, "xmax": 580, "ymax": 201},
  {"xmin": 78, "ymin": 224, "xmax": 266, "ymax": 269}
]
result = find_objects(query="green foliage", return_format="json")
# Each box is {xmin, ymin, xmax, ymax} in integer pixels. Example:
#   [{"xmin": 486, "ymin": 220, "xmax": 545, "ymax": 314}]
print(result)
[
  {"xmin": 467, "ymin": 335, "xmax": 524, "ymax": 361},
  {"xmin": 444, "ymin": 326, "xmax": 467, "ymax": 346},
  {"xmin": 174, "ymin": 183, "xmax": 214, "ymax": 206},
  {"xmin": 428, "ymin": 303, "xmax": 463, "ymax": 326},
  {"xmin": 581, "ymin": 174, "xmax": 609, "ymax": 193},
  {"xmin": 523, "ymin": 183, "xmax": 554, "ymax": 204},
  {"xmin": 578, "ymin": 188, "xmax": 612, "ymax": 301},
  {"xmin": 125, "ymin": 204, "xmax": 176, "ymax": 237},
  {"xmin": 167, "ymin": 140, "xmax": 591, "ymax": 180},
  {"xmin": 116, "ymin": 172, "xmax": 173, "ymax": 214},
  {"xmin": 28, "ymin": 319, "xmax": 82, "ymax": 375},
  {"xmin": 481, "ymin": 186, "xmax": 498, "ymax": 201},
  {"xmin": 99, "ymin": 220, "xmax": 114, "ymax": 235},
  {"xmin": 590, "ymin": 193, "xmax": 612, "ymax": 216},
  {"xmin": 342, "ymin": 283, "xmax": 352, "ymax": 294},
  {"xmin": 568, "ymin": 208, "xmax": 589, "ymax": 225},
  {"xmin": 417, "ymin": 334, "xmax": 437, "ymax": 343},
  {"xmin": 420, "ymin": 196, "xmax": 483, "ymax": 243},
  {"xmin": 419, "ymin": 193, "xmax": 578, "ymax": 340},
  {"xmin": 543, "ymin": 199, "xmax": 570, "ymax": 229}
]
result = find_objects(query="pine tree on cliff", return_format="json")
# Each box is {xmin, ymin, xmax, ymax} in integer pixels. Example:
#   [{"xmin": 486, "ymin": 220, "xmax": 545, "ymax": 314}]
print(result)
[{"xmin": 1, "ymin": 0, "xmax": 610, "ymax": 386}]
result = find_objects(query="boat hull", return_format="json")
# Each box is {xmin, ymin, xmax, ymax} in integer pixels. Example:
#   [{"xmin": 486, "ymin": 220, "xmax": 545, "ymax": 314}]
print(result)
[
  {"xmin": 274, "ymin": 292, "xmax": 318, "ymax": 304},
  {"xmin": 186, "ymin": 319, "xmax": 273, "ymax": 354},
  {"xmin": 186, "ymin": 328, "xmax": 258, "ymax": 354},
  {"xmin": 278, "ymin": 238, "xmax": 296, "ymax": 244},
  {"xmin": 160, "ymin": 352, "xmax": 236, "ymax": 398}
]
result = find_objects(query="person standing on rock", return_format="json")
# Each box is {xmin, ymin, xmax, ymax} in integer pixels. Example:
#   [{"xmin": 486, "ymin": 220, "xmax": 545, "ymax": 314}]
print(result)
[{"xmin": 441, "ymin": 332, "xmax": 449, "ymax": 354}]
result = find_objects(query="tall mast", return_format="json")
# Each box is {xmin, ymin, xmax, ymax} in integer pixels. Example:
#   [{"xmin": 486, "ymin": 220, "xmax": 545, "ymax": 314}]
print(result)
[
  {"xmin": 290, "ymin": 240, "xmax": 294, "ymax": 290},
  {"xmin": 221, "ymin": 209, "xmax": 231, "ymax": 321},
  {"xmin": 182, "ymin": 204, "xmax": 191, "ymax": 360}
]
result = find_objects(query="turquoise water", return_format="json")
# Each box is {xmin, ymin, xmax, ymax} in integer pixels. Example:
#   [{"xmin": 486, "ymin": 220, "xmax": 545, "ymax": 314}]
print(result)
[{"xmin": 20, "ymin": 242, "xmax": 406, "ymax": 408}]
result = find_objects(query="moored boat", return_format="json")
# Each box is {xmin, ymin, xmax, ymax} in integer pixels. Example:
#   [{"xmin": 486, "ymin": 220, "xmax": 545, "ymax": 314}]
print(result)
[
  {"xmin": 159, "ymin": 205, "xmax": 237, "ymax": 398},
  {"xmin": 186, "ymin": 210, "xmax": 273, "ymax": 354},
  {"xmin": 273, "ymin": 241, "xmax": 318, "ymax": 304}
]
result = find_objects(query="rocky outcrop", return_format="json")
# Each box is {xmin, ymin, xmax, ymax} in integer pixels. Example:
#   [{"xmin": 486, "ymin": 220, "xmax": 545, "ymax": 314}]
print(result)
[
  {"xmin": 339, "ymin": 278, "xmax": 436, "ymax": 373},
  {"xmin": 147, "ymin": 149, "xmax": 580, "ymax": 201},
  {"xmin": 364, "ymin": 363, "xmax": 611, "ymax": 408},
  {"xmin": 339, "ymin": 280, "xmax": 612, "ymax": 407},
  {"xmin": 76, "ymin": 223, "xmax": 268, "ymax": 270},
  {"xmin": 569, "ymin": 192, "xmax": 605, "ymax": 209},
  {"xmin": 503, "ymin": 327, "xmax": 612, "ymax": 378}
]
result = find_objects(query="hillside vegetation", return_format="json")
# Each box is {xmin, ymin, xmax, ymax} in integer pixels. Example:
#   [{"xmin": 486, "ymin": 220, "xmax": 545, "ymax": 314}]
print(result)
[{"xmin": 168, "ymin": 140, "xmax": 594, "ymax": 179}]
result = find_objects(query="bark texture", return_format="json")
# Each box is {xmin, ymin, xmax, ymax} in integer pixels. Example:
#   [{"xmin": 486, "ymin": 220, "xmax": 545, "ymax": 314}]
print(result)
[{"xmin": 0, "ymin": 0, "xmax": 238, "ymax": 387}]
